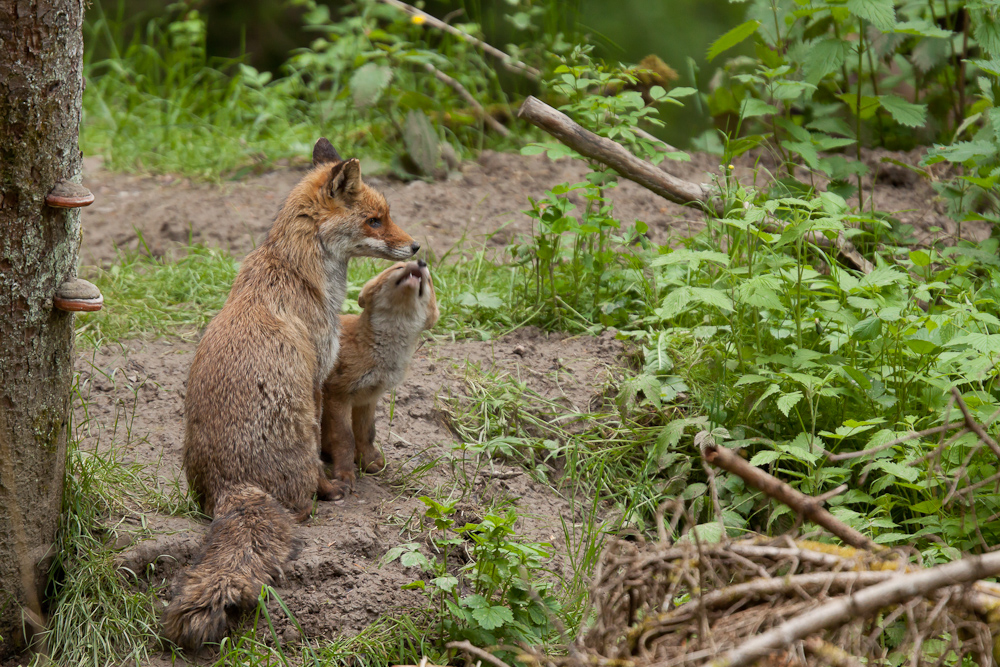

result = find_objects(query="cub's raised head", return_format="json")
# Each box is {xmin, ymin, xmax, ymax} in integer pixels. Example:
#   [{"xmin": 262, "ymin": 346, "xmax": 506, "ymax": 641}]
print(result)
[
  {"xmin": 300, "ymin": 137, "xmax": 419, "ymax": 261},
  {"xmin": 358, "ymin": 259, "xmax": 439, "ymax": 330}
]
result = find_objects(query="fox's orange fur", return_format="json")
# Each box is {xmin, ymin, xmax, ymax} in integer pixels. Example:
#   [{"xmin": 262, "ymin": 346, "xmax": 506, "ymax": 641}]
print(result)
[
  {"xmin": 321, "ymin": 260, "xmax": 439, "ymax": 498},
  {"xmin": 163, "ymin": 138, "xmax": 418, "ymax": 650}
]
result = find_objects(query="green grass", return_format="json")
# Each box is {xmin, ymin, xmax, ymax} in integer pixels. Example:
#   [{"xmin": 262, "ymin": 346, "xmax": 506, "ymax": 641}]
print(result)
[
  {"xmin": 77, "ymin": 242, "xmax": 239, "ymax": 347},
  {"xmin": 40, "ymin": 367, "xmax": 199, "ymax": 666},
  {"xmin": 77, "ymin": 241, "xmax": 547, "ymax": 348}
]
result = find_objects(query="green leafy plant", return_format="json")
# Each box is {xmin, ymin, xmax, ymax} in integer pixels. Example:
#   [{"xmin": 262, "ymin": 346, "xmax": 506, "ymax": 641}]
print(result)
[{"xmin": 383, "ymin": 497, "xmax": 560, "ymax": 657}]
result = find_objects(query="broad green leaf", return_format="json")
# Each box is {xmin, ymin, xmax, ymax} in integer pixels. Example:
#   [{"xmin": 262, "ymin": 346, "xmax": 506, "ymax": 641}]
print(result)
[
  {"xmin": 873, "ymin": 459, "xmax": 919, "ymax": 482},
  {"xmin": 910, "ymin": 499, "xmax": 942, "ymax": 514},
  {"xmin": 846, "ymin": 0, "xmax": 896, "ymax": 31},
  {"xmin": 909, "ymin": 249, "xmax": 931, "ymax": 267},
  {"xmin": 708, "ymin": 20, "xmax": 761, "ymax": 62},
  {"xmin": 740, "ymin": 97, "xmax": 778, "ymax": 119},
  {"xmin": 667, "ymin": 86, "xmax": 698, "ymax": 99},
  {"xmin": 679, "ymin": 522, "xmax": 725, "ymax": 544},
  {"xmin": 777, "ymin": 391, "xmax": 803, "ymax": 417},
  {"xmin": 973, "ymin": 8, "xmax": 1000, "ymax": 57},
  {"xmin": 802, "ymin": 38, "xmax": 849, "ymax": 84},
  {"xmin": 749, "ymin": 450, "xmax": 782, "ymax": 466},
  {"xmin": 836, "ymin": 93, "xmax": 882, "ymax": 119},
  {"xmin": 879, "ymin": 95, "xmax": 927, "ymax": 128},
  {"xmin": 473, "ymin": 605, "xmax": 514, "ymax": 630},
  {"xmin": 853, "ymin": 316, "xmax": 882, "ymax": 341},
  {"xmin": 947, "ymin": 333, "xmax": 1000, "ymax": 354},
  {"xmin": 651, "ymin": 249, "xmax": 731, "ymax": 267},
  {"xmin": 737, "ymin": 275, "xmax": 784, "ymax": 310},
  {"xmin": 350, "ymin": 63, "xmax": 393, "ymax": 109},
  {"xmin": 430, "ymin": 576, "xmax": 459, "ymax": 592},
  {"xmin": 892, "ymin": 20, "xmax": 953, "ymax": 39}
]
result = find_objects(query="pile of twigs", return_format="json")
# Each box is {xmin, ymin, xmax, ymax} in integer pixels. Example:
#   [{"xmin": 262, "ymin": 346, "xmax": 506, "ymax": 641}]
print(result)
[
  {"xmin": 510, "ymin": 400, "xmax": 1000, "ymax": 667},
  {"xmin": 546, "ymin": 533, "xmax": 1000, "ymax": 667}
]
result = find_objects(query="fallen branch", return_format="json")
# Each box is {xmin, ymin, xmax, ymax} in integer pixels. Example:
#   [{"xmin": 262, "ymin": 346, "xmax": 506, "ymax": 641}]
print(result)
[
  {"xmin": 376, "ymin": 0, "xmax": 540, "ymax": 80},
  {"xmin": 701, "ymin": 439, "xmax": 876, "ymax": 551},
  {"xmin": 447, "ymin": 640, "xmax": 515, "ymax": 667},
  {"xmin": 952, "ymin": 387, "xmax": 1000, "ymax": 461},
  {"xmin": 518, "ymin": 96, "xmax": 713, "ymax": 208},
  {"xmin": 518, "ymin": 96, "xmax": 876, "ymax": 274},
  {"xmin": 705, "ymin": 550, "xmax": 1000, "ymax": 667},
  {"xmin": 423, "ymin": 63, "xmax": 510, "ymax": 137}
]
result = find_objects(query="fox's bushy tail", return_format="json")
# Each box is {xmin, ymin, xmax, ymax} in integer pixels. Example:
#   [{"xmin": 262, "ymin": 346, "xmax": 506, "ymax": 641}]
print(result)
[{"xmin": 162, "ymin": 485, "xmax": 299, "ymax": 649}]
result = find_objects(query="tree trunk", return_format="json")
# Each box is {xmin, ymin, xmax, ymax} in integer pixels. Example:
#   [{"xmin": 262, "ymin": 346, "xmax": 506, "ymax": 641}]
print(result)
[{"xmin": 0, "ymin": 0, "xmax": 85, "ymax": 656}]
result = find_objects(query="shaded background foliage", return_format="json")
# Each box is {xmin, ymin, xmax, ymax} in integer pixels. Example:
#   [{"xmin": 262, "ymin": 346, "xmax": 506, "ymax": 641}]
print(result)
[{"xmin": 85, "ymin": 0, "xmax": 744, "ymax": 146}]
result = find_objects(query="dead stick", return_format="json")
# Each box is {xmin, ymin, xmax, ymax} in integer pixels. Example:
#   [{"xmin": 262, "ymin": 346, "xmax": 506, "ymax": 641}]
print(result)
[
  {"xmin": 376, "ymin": 0, "xmax": 540, "ymax": 80},
  {"xmin": 951, "ymin": 387, "xmax": 1000, "ymax": 460},
  {"xmin": 447, "ymin": 641, "xmax": 514, "ymax": 667},
  {"xmin": 517, "ymin": 96, "xmax": 713, "ymax": 208},
  {"xmin": 702, "ymin": 442, "xmax": 876, "ymax": 551},
  {"xmin": 705, "ymin": 550, "xmax": 1000, "ymax": 667},
  {"xmin": 423, "ymin": 63, "xmax": 510, "ymax": 137}
]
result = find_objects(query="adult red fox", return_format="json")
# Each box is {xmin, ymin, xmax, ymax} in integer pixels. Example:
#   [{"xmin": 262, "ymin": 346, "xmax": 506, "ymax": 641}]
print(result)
[
  {"xmin": 321, "ymin": 260, "xmax": 439, "ymax": 498},
  {"xmin": 162, "ymin": 138, "xmax": 418, "ymax": 649}
]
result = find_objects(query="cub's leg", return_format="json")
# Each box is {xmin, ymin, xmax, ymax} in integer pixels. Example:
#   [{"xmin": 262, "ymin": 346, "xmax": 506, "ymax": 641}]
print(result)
[
  {"xmin": 314, "ymin": 387, "xmax": 338, "ymax": 501},
  {"xmin": 320, "ymin": 399, "xmax": 356, "ymax": 499},
  {"xmin": 352, "ymin": 401, "xmax": 386, "ymax": 474}
]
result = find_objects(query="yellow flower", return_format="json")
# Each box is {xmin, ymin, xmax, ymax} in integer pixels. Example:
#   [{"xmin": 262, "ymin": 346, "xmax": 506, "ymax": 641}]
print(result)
[{"xmin": 411, "ymin": 15, "xmax": 426, "ymax": 25}]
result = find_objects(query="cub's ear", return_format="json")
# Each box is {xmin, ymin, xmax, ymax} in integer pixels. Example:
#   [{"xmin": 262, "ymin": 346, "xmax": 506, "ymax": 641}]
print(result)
[
  {"xmin": 327, "ymin": 158, "xmax": 362, "ymax": 201},
  {"xmin": 358, "ymin": 281, "xmax": 373, "ymax": 310},
  {"xmin": 312, "ymin": 137, "xmax": 342, "ymax": 166}
]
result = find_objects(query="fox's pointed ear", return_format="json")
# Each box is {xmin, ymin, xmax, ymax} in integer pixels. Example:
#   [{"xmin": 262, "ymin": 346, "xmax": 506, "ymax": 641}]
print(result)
[
  {"xmin": 312, "ymin": 138, "xmax": 342, "ymax": 166},
  {"xmin": 327, "ymin": 158, "xmax": 362, "ymax": 200}
]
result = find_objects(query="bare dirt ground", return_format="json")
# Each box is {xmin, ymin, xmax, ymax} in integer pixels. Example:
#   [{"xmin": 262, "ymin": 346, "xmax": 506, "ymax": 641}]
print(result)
[{"xmin": 55, "ymin": 148, "xmax": 989, "ymax": 663}]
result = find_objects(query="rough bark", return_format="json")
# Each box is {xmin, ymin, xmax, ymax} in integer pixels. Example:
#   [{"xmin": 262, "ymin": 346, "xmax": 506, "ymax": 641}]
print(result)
[{"xmin": 0, "ymin": 0, "xmax": 85, "ymax": 656}]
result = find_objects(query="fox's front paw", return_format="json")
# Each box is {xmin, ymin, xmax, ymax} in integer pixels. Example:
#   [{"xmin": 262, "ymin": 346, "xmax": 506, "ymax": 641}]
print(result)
[
  {"xmin": 327, "ymin": 479, "xmax": 352, "ymax": 501},
  {"xmin": 358, "ymin": 449, "xmax": 386, "ymax": 474}
]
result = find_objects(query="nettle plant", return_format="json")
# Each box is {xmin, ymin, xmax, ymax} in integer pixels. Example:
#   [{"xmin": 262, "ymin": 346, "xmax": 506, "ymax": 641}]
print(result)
[
  {"xmin": 645, "ymin": 180, "xmax": 1000, "ymax": 557},
  {"xmin": 512, "ymin": 47, "xmax": 698, "ymax": 330},
  {"xmin": 702, "ymin": 0, "xmax": 1000, "ymax": 215},
  {"xmin": 383, "ymin": 498, "xmax": 560, "ymax": 656}
]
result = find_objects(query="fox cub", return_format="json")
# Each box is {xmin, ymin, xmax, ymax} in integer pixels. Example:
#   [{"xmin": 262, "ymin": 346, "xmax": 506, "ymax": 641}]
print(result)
[
  {"xmin": 321, "ymin": 260, "xmax": 439, "ymax": 498},
  {"xmin": 162, "ymin": 138, "xmax": 418, "ymax": 650}
]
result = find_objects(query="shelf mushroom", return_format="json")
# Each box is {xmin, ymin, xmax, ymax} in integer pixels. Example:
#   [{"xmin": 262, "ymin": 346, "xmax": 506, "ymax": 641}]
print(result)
[
  {"xmin": 45, "ymin": 181, "xmax": 94, "ymax": 208},
  {"xmin": 54, "ymin": 278, "xmax": 103, "ymax": 313}
]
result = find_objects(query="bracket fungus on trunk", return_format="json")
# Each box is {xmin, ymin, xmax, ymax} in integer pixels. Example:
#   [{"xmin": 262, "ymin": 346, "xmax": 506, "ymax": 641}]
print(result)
[
  {"xmin": 54, "ymin": 278, "xmax": 103, "ymax": 312},
  {"xmin": 45, "ymin": 180, "xmax": 94, "ymax": 208}
]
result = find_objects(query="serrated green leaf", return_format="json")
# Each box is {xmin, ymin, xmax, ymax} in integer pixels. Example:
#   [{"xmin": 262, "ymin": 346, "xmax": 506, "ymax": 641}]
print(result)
[
  {"xmin": 846, "ymin": 0, "xmax": 896, "ymax": 31},
  {"xmin": 973, "ymin": 8, "xmax": 1000, "ymax": 57},
  {"xmin": 473, "ymin": 605, "xmax": 514, "ymax": 630},
  {"xmin": 879, "ymin": 95, "xmax": 927, "ymax": 128},
  {"xmin": 749, "ymin": 450, "xmax": 781, "ymax": 466},
  {"xmin": 777, "ymin": 391, "xmax": 803, "ymax": 417},
  {"xmin": 350, "ymin": 63, "xmax": 393, "ymax": 109},
  {"xmin": 853, "ymin": 316, "xmax": 882, "ymax": 341},
  {"xmin": 802, "ymin": 38, "xmax": 849, "ymax": 84},
  {"xmin": 430, "ymin": 576, "xmax": 459, "ymax": 592},
  {"xmin": 708, "ymin": 20, "xmax": 761, "ymax": 62}
]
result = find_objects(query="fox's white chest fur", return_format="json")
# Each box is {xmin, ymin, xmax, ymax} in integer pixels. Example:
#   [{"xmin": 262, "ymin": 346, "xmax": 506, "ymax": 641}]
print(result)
[{"xmin": 318, "ymin": 255, "xmax": 349, "ymax": 379}]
